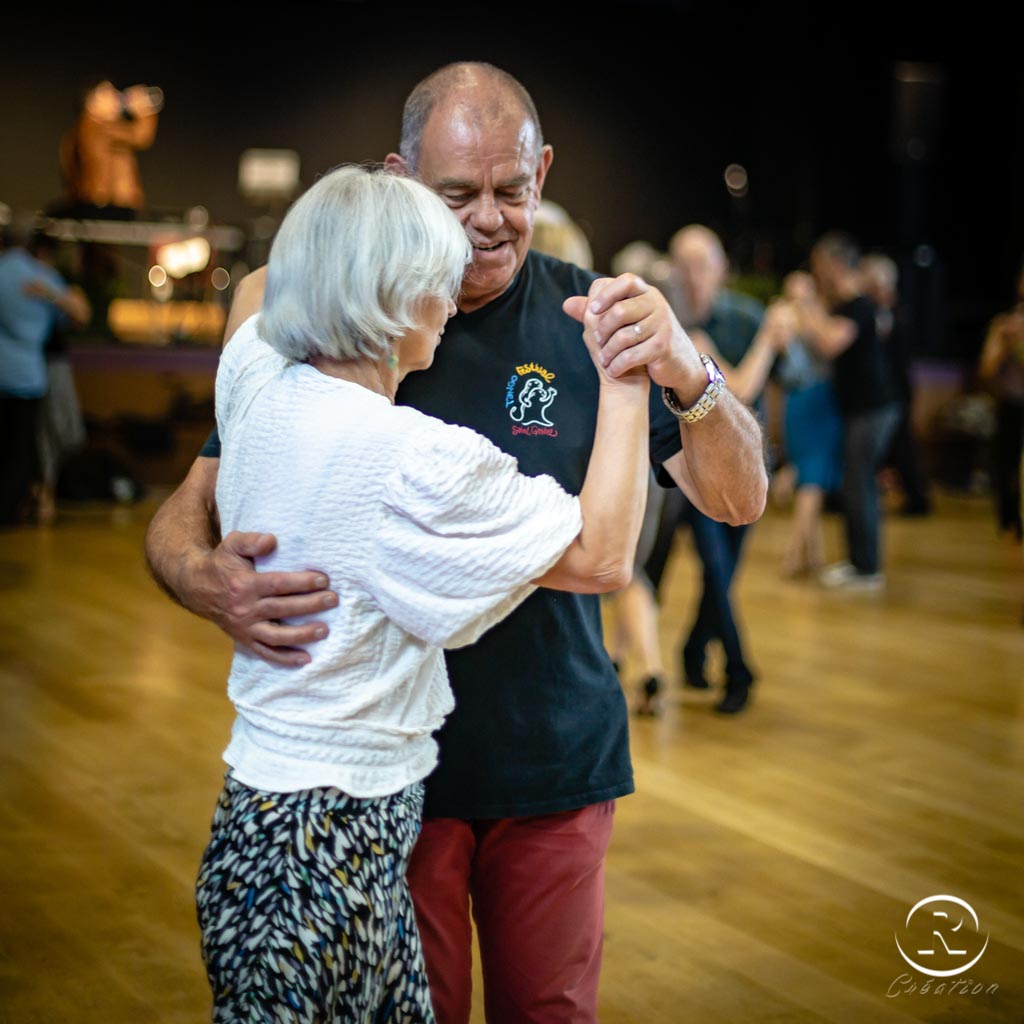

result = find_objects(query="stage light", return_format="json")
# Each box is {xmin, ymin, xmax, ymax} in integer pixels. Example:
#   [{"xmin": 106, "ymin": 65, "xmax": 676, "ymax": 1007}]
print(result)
[
  {"xmin": 211, "ymin": 268, "xmax": 230, "ymax": 291},
  {"xmin": 186, "ymin": 205, "xmax": 209, "ymax": 228},
  {"xmin": 724, "ymin": 163, "xmax": 749, "ymax": 197},
  {"xmin": 156, "ymin": 237, "xmax": 211, "ymax": 279},
  {"xmin": 148, "ymin": 265, "xmax": 168, "ymax": 287},
  {"xmin": 239, "ymin": 149, "xmax": 301, "ymax": 204}
]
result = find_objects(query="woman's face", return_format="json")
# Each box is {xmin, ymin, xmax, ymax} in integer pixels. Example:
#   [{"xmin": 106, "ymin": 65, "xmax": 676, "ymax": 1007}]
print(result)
[{"xmin": 396, "ymin": 295, "xmax": 457, "ymax": 378}]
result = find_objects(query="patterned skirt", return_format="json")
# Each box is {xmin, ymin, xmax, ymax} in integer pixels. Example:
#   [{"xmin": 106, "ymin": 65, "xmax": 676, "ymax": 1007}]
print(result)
[{"xmin": 195, "ymin": 773, "xmax": 434, "ymax": 1024}]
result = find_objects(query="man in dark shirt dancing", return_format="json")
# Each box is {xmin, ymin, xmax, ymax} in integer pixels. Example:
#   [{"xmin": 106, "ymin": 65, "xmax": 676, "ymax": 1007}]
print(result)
[{"xmin": 145, "ymin": 62, "xmax": 767, "ymax": 1023}]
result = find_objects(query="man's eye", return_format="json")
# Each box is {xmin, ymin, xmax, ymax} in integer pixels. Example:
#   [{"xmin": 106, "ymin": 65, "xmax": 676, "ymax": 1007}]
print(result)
[{"xmin": 443, "ymin": 193, "xmax": 471, "ymax": 206}]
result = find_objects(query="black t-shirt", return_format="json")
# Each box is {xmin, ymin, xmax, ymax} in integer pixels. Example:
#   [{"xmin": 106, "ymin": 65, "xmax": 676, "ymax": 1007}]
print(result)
[
  {"xmin": 832, "ymin": 295, "xmax": 896, "ymax": 414},
  {"xmin": 201, "ymin": 250, "xmax": 685, "ymax": 818}
]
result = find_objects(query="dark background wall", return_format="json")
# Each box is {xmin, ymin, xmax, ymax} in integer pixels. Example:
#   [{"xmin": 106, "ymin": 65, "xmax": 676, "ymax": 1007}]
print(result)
[{"xmin": 2, "ymin": 3, "xmax": 1021, "ymax": 358}]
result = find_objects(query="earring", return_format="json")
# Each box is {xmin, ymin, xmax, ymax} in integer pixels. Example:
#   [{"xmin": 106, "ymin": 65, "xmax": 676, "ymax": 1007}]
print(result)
[{"xmin": 387, "ymin": 341, "xmax": 399, "ymax": 371}]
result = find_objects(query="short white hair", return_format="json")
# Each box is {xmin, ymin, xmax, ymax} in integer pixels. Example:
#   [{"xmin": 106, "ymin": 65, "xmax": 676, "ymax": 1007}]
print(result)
[{"xmin": 260, "ymin": 165, "xmax": 470, "ymax": 363}]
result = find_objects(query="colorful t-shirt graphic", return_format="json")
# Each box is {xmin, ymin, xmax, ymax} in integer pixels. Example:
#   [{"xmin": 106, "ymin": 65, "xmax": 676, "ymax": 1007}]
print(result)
[{"xmin": 507, "ymin": 362, "xmax": 558, "ymax": 435}]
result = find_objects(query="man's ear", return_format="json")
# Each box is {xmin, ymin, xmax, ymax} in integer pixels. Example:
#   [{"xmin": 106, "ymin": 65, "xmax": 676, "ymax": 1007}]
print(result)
[
  {"xmin": 384, "ymin": 152, "xmax": 410, "ymax": 176},
  {"xmin": 534, "ymin": 144, "xmax": 554, "ymax": 194}
]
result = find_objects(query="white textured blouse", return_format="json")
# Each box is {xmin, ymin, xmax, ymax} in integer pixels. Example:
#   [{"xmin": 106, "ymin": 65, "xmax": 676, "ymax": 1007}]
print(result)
[{"xmin": 214, "ymin": 316, "xmax": 583, "ymax": 797}]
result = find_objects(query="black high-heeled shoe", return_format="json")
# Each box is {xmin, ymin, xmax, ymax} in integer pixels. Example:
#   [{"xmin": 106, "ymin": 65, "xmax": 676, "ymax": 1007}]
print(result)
[{"xmin": 634, "ymin": 675, "xmax": 663, "ymax": 717}]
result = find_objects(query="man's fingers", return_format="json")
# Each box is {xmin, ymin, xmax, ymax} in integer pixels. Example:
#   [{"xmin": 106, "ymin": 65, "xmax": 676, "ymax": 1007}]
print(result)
[
  {"xmin": 250, "ymin": 621, "xmax": 329, "ymax": 648},
  {"xmin": 249, "ymin": 639, "xmax": 313, "ymax": 668},
  {"xmin": 596, "ymin": 316, "xmax": 662, "ymax": 368},
  {"xmin": 256, "ymin": 591, "xmax": 339, "ymax": 620},
  {"xmin": 222, "ymin": 530, "xmax": 279, "ymax": 561},
  {"xmin": 252, "ymin": 569, "xmax": 333, "ymax": 599},
  {"xmin": 588, "ymin": 273, "xmax": 649, "ymax": 314},
  {"xmin": 562, "ymin": 296, "xmax": 588, "ymax": 323},
  {"xmin": 590, "ymin": 295, "xmax": 655, "ymax": 346}
]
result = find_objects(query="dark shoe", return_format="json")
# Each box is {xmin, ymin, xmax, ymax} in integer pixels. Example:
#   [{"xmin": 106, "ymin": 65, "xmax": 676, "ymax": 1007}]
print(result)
[
  {"xmin": 714, "ymin": 680, "xmax": 751, "ymax": 715},
  {"xmin": 634, "ymin": 676, "xmax": 663, "ymax": 717}
]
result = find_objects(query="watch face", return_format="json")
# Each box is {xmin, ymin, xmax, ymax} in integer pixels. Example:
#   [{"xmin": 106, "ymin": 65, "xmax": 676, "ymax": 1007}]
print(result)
[{"xmin": 702, "ymin": 353, "xmax": 725, "ymax": 384}]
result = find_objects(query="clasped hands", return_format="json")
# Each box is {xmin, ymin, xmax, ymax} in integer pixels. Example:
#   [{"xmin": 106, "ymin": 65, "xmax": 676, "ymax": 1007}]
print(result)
[{"xmin": 563, "ymin": 273, "xmax": 708, "ymax": 405}]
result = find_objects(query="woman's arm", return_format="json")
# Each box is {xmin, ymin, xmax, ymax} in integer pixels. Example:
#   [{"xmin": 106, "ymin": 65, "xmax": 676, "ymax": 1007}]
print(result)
[
  {"xmin": 794, "ymin": 297, "xmax": 857, "ymax": 359},
  {"xmin": 690, "ymin": 302, "xmax": 792, "ymax": 407},
  {"xmin": 22, "ymin": 279, "xmax": 91, "ymax": 328},
  {"xmin": 533, "ymin": 288, "xmax": 650, "ymax": 594}
]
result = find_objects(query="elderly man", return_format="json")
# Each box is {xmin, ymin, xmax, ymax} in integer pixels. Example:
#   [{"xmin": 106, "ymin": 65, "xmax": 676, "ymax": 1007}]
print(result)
[
  {"xmin": 660, "ymin": 225, "xmax": 786, "ymax": 713},
  {"xmin": 146, "ymin": 64, "xmax": 766, "ymax": 1023}
]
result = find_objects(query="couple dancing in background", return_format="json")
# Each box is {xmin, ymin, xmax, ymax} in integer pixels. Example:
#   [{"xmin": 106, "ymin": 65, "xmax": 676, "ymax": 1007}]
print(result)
[{"xmin": 146, "ymin": 63, "xmax": 766, "ymax": 1023}]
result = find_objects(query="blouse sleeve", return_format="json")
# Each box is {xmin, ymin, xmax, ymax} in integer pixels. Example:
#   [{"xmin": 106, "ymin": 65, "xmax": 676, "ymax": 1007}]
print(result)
[
  {"xmin": 370, "ymin": 419, "xmax": 583, "ymax": 649},
  {"xmin": 215, "ymin": 314, "xmax": 288, "ymax": 442}
]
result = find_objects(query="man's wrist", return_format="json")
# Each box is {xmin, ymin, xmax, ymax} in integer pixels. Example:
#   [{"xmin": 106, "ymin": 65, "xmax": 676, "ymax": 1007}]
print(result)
[
  {"xmin": 662, "ymin": 341, "xmax": 712, "ymax": 405},
  {"xmin": 665, "ymin": 378, "xmax": 706, "ymax": 408},
  {"xmin": 173, "ymin": 541, "xmax": 219, "ymax": 614},
  {"xmin": 662, "ymin": 354, "xmax": 727, "ymax": 424}
]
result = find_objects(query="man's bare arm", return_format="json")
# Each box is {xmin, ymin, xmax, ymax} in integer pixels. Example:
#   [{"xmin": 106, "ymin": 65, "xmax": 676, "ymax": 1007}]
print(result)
[
  {"xmin": 583, "ymin": 273, "xmax": 768, "ymax": 524},
  {"xmin": 144, "ymin": 267, "xmax": 338, "ymax": 667},
  {"xmin": 223, "ymin": 266, "xmax": 267, "ymax": 344}
]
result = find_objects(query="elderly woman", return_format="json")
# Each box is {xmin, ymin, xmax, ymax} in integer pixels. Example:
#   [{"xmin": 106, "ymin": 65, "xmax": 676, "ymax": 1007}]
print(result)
[{"xmin": 194, "ymin": 165, "xmax": 650, "ymax": 1023}]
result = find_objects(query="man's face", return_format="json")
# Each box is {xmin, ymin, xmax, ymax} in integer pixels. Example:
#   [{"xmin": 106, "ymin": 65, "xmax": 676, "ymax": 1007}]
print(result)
[
  {"xmin": 414, "ymin": 102, "xmax": 553, "ymax": 312},
  {"xmin": 672, "ymin": 239, "xmax": 725, "ymax": 323},
  {"xmin": 810, "ymin": 249, "xmax": 834, "ymax": 298},
  {"xmin": 863, "ymin": 270, "xmax": 895, "ymax": 311}
]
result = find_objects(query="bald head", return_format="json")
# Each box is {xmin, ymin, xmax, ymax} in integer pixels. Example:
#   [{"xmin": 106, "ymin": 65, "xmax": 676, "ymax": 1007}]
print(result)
[
  {"xmin": 387, "ymin": 62, "xmax": 554, "ymax": 313},
  {"xmin": 670, "ymin": 225, "xmax": 727, "ymax": 270},
  {"xmin": 670, "ymin": 225, "xmax": 728, "ymax": 325},
  {"xmin": 400, "ymin": 62, "xmax": 544, "ymax": 173},
  {"xmin": 861, "ymin": 253, "xmax": 898, "ymax": 310}
]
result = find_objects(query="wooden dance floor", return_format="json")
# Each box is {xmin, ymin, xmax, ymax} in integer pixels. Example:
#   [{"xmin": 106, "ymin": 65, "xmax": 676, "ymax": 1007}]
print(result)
[{"xmin": 0, "ymin": 494, "xmax": 1021, "ymax": 1023}]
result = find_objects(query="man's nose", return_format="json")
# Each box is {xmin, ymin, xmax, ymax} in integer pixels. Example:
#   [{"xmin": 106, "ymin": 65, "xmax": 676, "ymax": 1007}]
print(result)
[{"xmin": 470, "ymin": 196, "xmax": 503, "ymax": 233}]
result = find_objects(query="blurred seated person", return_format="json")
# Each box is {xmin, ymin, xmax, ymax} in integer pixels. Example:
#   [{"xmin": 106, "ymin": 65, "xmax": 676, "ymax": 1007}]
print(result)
[
  {"xmin": 0, "ymin": 228, "xmax": 90, "ymax": 525},
  {"xmin": 979, "ymin": 262, "xmax": 1024, "ymax": 541},
  {"xmin": 57, "ymin": 80, "xmax": 161, "ymax": 220}
]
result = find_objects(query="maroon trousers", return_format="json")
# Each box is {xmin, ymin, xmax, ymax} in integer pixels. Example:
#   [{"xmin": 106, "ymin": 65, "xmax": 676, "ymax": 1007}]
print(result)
[{"xmin": 408, "ymin": 802, "xmax": 616, "ymax": 1024}]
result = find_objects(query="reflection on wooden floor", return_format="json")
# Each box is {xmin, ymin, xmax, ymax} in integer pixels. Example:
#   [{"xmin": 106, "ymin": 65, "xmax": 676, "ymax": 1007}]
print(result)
[{"xmin": 0, "ymin": 494, "xmax": 1021, "ymax": 1023}]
